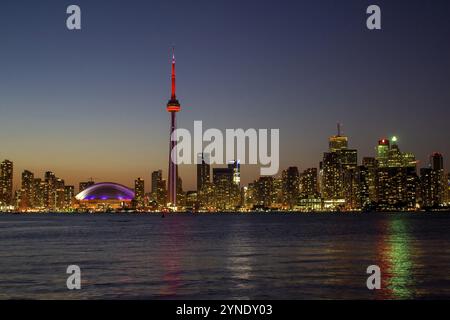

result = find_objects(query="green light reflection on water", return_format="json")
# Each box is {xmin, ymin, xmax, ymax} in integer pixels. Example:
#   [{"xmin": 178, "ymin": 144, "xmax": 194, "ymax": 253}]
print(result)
[{"xmin": 386, "ymin": 218, "xmax": 415, "ymax": 299}]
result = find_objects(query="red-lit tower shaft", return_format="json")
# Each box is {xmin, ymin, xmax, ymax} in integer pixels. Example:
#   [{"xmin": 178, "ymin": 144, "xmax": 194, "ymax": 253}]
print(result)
[{"xmin": 167, "ymin": 50, "xmax": 181, "ymax": 207}]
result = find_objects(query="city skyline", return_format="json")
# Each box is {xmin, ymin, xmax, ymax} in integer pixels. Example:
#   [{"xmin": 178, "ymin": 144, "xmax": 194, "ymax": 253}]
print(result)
[
  {"xmin": 1, "ymin": 0, "xmax": 450, "ymax": 191},
  {"xmin": 1, "ymin": 130, "xmax": 447, "ymax": 196},
  {"xmin": 0, "ymin": 127, "xmax": 448, "ymax": 193}
]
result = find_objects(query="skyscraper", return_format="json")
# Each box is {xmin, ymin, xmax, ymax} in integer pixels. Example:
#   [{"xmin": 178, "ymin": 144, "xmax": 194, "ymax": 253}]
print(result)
[
  {"xmin": 376, "ymin": 139, "xmax": 390, "ymax": 167},
  {"xmin": 420, "ymin": 153, "xmax": 445, "ymax": 208},
  {"xmin": 431, "ymin": 152, "xmax": 445, "ymax": 206},
  {"xmin": 355, "ymin": 165, "xmax": 371, "ymax": 210},
  {"xmin": 197, "ymin": 153, "xmax": 211, "ymax": 192},
  {"xmin": 321, "ymin": 126, "xmax": 358, "ymax": 209},
  {"xmin": 282, "ymin": 166, "xmax": 300, "ymax": 209},
  {"xmin": 212, "ymin": 167, "xmax": 234, "ymax": 210},
  {"xmin": 254, "ymin": 176, "xmax": 277, "ymax": 208},
  {"xmin": 420, "ymin": 168, "xmax": 439, "ymax": 208},
  {"xmin": 212, "ymin": 166, "xmax": 241, "ymax": 210},
  {"xmin": 328, "ymin": 123, "xmax": 348, "ymax": 152},
  {"xmin": 151, "ymin": 170, "xmax": 167, "ymax": 206},
  {"xmin": 134, "ymin": 178, "xmax": 145, "ymax": 208},
  {"xmin": 362, "ymin": 157, "xmax": 377, "ymax": 203},
  {"xmin": 33, "ymin": 178, "xmax": 45, "ymax": 209},
  {"xmin": 228, "ymin": 160, "xmax": 241, "ymax": 187},
  {"xmin": 55, "ymin": 178, "xmax": 66, "ymax": 210},
  {"xmin": 151, "ymin": 170, "xmax": 162, "ymax": 195},
  {"xmin": 321, "ymin": 152, "xmax": 343, "ymax": 200},
  {"xmin": 196, "ymin": 154, "xmax": 212, "ymax": 208},
  {"xmin": 431, "ymin": 152, "xmax": 444, "ymax": 171},
  {"xmin": 300, "ymin": 168, "xmax": 319, "ymax": 198},
  {"xmin": 166, "ymin": 49, "xmax": 181, "ymax": 207},
  {"xmin": 0, "ymin": 160, "xmax": 14, "ymax": 206},
  {"xmin": 21, "ymin": 170, "xmax": 35, "ymax": 209},
  {"xmin": 44, "ymin": 171, "xmax": 56, "ymax": 210},
  {"xmin": 374, "ymin": 137, "xmax": 418, "ymax": 210}
]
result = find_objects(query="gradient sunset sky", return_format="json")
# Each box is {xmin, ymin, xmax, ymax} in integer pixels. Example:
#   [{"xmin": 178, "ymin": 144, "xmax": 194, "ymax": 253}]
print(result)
[{"xmin": 0, "ymin": 0, "xmax": 449, "ymax": 191}]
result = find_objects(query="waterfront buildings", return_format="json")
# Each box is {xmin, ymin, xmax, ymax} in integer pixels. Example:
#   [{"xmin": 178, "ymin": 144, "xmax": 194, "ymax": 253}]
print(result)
[
  {"xmin": 0, "ymin": 130, "xmax": 448, "ymax": 212},
  {"xmin": 375, "ymin": 137, "xmax": 418, "ymax": 211}
]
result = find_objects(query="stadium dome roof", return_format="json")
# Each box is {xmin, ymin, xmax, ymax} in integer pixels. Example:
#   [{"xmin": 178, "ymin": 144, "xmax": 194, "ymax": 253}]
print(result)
[{"xmin": 75, "ymin": 182, "xmax": 135, "ymax": 201}]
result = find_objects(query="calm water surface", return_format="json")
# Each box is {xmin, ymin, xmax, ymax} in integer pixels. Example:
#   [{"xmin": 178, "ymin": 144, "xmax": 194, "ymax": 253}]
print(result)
[{"xmin": 0, "ymin": 213, "xmax": 450, "ymax": 300}]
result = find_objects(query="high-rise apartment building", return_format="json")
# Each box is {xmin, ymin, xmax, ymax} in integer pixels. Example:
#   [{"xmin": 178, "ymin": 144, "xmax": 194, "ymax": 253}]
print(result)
[{"xmin": 0, "ymin": 160, "xmax": 14, "ymax": 206}]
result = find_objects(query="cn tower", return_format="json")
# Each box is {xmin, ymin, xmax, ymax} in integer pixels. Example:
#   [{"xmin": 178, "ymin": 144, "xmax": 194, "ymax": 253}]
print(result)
[{"xmin": 166, "ymin": 48, "xmax": 181, "ymax": 207}]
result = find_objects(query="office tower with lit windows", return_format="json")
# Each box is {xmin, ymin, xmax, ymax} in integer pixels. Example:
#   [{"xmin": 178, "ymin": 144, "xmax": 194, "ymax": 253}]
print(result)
[
  {"xmin": 273, "ymin": 177, "xmax": 284, "ymax": 208},
  {"xmin": 321, "ymin": 152, "xmax": 343, "ymax": 200},
  {"xmin": 0, "ymin": 160, "xmax": 14, "ymax": 206},
  {"xmin": 300, "ymin": 168, "xmax": 319, "ymax": 198},
  {"xmin": 134, "ymin": 178, "xmax": 145, "ymax": 208},
  {"xmin": 185, "ymin": 191, "xmax": 198, "ymax": 209},
  {"xmin": 343, "ymin": 168, "xmax": 359, "ymax": 210},
  {"xmin": 33, "ymin": 178, "xmax": 45, "ymax": 209},
  {"xmin": 376, "ymin": 139, "xmax": 390, "ymax": 167},
  {"xmin": 340, "ymin": 149, "xmax": 358, "ymax": 209},
  {"xmin": 355, "ymin": 165, "xmax": 371, "ymax": 210},
  {"xmin": 446, "ymin": 173, "xmax": 450, "ymax": 205},
  {"xmin": 362, "ymin": 157, "xmax": 377, "ymax": 203},
  {"xmin": 282, "ymin": 166, "xmax": 300, "ymax": 209},
  {"xmin": 376, "ymin": 167, "xmax": 416, "ymax": 210},
  {"xmin": 298, "ymin": 168, "xmax": 320, "ymax": 211},
  {"xmin": 431, "ymin": 152, "xmax": 444, "ymax": 171},
  {"xmin": 254, "ymin": 176, "xmax": 277, "ymax": 209},
  {"xmin": 420, "ymin": 153, "xmax": 445, "ymax": 208},
  {"xmin": 228, "ymin": 160, "xmax": 241, "ymax": 187},
  {"xmin": 321, "ymin": 126, "xmax": 358, "ymax": 208},
  {"xmin": 14, "ymin": 189, "xmax": 22, "ymax": 209},
  {"xmin": 374, "ymin": 137, "xmax": 419, "ymax": 211},
  {"xmin": 328, "ymin": 123, "xmax": 348, "ymax": 152},
  {"xmin": 339, "ymin": 149, "xmax": 357, "ymax": 169},
  {"xmin": 44, "ymin": 171, "xmax": 57, "ymax": 210},
  {"xmin": 197, "ymin": 153, "xmax": 211, "ymax": 192},
  {"xmin": 244, "ymin": 182, "xmax": 257, "ymax": 209},
  {"xmin": 151, "ymin": 170, "xmax": 167, "ymax": 206},
  {"xmin": 196, "ymin": 154, "xmax": 212, "ymax": 209},
  {"xmin": 21, "ymin": 170, "xmax": 35, "ymax": 209},
  {"xmin": 212, "ymin": 167, "xmax": 234, "ymax": 210},
  {"xmin": 377, "ymin": 137, "xmax": 416, "ymax": 169},
  {"xmin": 420, "ymin": 168, "xmax": 436, "ymax": 208},
  {"xmin": 55, "ymin": 178, "xmax": 66, "ymax": 210},
  {"xmin": 151, "ymin": 170, "xmax": 162, "ymax": 195},
  {"xmin": 431, "ymin": 152, "xmax": 445, "ymax": 204},
  {"xmin": 176, "ymin": 176, "xmax": 185, "ymax": 206},
  {"xmin": 64, "ymin": 186, "xmax": 75, "ymax": 209}
]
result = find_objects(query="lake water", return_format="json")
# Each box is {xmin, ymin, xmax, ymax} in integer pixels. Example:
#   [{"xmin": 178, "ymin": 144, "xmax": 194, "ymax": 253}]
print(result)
[{"xmin": 0, "ymin": 213, "xmax": 450, "ymax": 300}]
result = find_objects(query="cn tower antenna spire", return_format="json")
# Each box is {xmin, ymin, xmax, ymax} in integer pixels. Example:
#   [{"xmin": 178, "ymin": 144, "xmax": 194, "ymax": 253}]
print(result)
[{"xmin": 171, "ymin": 47, "xmax": 176, "ymax": 100}]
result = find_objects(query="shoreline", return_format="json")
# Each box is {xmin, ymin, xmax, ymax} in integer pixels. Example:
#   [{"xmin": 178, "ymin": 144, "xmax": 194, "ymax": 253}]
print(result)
[{"xmin": 1, "ymin": 210, "xmax": 450, "ymax": 215}]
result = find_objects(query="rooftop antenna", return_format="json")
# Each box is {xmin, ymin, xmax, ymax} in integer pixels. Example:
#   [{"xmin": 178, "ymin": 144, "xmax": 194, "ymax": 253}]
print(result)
[{"xmin": 337, "ymin": 122, "xmax": 342, "ymax": 136}]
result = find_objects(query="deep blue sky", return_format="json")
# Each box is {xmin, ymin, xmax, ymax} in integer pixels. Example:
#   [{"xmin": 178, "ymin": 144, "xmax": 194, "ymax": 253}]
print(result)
[{"xmin": 0, "ymin": 0, "xmax": 449, "ymax": 191}]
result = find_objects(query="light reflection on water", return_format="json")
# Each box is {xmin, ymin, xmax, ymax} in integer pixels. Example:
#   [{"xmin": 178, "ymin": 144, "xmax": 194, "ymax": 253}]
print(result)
[
  {"xmin": 376, "ymin": 218, "xmax": 416, "ymax": 299},
  {"xmin": 0, "ymin": 213, "xmax": 449, "ymax": 299}
]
